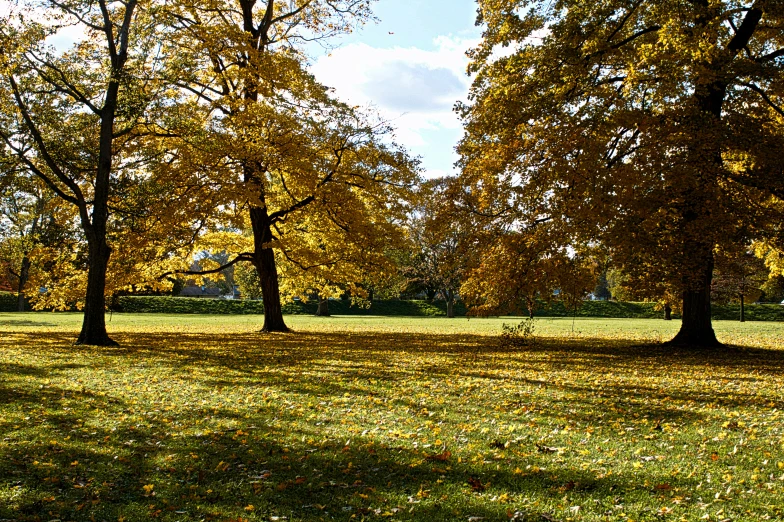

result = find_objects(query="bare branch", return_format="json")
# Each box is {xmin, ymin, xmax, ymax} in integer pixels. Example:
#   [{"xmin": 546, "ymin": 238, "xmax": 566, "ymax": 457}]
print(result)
[
  {"xmin": 157, "ymin": 253, "xmax": 254, "ymax": 280},
  {"xmin": 740, "ymin": 82, "xmax": 784, "ymax": 117}
]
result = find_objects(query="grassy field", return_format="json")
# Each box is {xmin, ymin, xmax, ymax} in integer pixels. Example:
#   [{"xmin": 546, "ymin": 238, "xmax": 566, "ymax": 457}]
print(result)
[{"xmin": 1, "ymin": 313, "xmax": 783, "ymax": 522}]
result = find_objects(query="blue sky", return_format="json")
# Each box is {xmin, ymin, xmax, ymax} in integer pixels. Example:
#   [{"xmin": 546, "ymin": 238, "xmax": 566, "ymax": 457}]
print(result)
[
  {"xmin": 309, "ymin": 0, "xmax": 482, "ymax": 178},
  {"xmin": 0, "ymin": 0, "xmax": 482, "ymax": 178}
]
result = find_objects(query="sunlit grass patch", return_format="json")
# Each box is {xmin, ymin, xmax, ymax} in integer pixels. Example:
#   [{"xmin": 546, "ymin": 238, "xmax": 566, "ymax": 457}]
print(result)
[{"xmin": 1, "ymin": 313, "xmax": 783, "ymax": 521}]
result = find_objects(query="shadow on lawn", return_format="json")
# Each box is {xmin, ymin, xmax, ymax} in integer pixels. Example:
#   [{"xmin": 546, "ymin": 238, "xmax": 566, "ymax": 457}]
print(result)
[
  {"xmin": 1, "ymin": 328, "xmax": 782, "ymax": 520},
  {"xmin": 0, "ymin": 389, "xmax": 692, "ymax": 522}
]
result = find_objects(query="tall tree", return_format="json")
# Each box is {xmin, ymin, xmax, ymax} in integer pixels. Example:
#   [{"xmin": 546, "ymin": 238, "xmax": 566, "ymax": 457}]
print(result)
[
  {"xmin": 459, "ymin": 0, "xmax": 784, "ymax": 346},
  {"xmin": 402, "ymin": 178, "xmax": 471, "ymax": 318},
  {"xmin": 0, "ymin": 0, "xmax": 166, "ymax": 344},
  {"xmin": 166, "ymin": 0, "xmax": 419, "ymax": 332}
]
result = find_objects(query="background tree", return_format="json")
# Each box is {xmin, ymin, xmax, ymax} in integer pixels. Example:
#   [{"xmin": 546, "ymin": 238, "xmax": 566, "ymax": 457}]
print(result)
[
  {"xmin": 459, "ymin": 0, "xmax": 784, "ymax": 346},
  {"xmin": 712, "ymin": 248, "xmax": 768, "ymax": 321},
  {"xmin": 760, "ymin": 274, "xmax": 784, "ymax": 303},
  {"xmin": 1, "ymin": 0, "xmax": 165, "ymax": 344},
  {"xmin": 401, "ymin": 177, "xmax": 470, "ymax": 318},
  {"xmin": 0, "ymin": 171, "xmax": 61, "ymax": 311}
]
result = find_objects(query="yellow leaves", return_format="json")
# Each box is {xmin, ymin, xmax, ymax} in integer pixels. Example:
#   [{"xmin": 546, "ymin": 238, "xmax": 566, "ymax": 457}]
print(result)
[{"xmin": 142, "ymin": 484, "xmax": 154, "ymax": 495}]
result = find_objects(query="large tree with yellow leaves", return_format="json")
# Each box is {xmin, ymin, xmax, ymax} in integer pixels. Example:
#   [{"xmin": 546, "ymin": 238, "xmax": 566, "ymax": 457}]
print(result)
[
  {"xmin": 459, "ymin": 0, "xmax": 784, "ymax": 346},
  {"xmin": 165, "ymin": 0, "xmax": 419, "ymax": 332}
]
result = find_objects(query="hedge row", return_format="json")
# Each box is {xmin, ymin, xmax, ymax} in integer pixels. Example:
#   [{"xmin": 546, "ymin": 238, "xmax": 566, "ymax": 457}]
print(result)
[
  {"xmin": 115, "ymin": 296, "xmax": 267, "ymax": 315},
  {"xmin": 0, "ymin": 292, "xmax": 18, "ymax": 312},
  {"xmin": 4, "ymin": 292, "xmax": 783, "ymax": 320},
  {"xmin": 113, "ymin": 296, "xmax": 467, "ymax": 316},
  {"xmin": 529, "ymin": 301, "xmax": 784, "ymax": 321}
]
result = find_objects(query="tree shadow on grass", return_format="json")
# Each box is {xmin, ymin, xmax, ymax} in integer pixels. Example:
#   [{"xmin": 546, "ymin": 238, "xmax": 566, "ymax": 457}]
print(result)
[
  {"xmin": 2, "ymin": 328, "xmax": 782, "ymax": 520},
  {"xmin": 0, "ymin": 394, "xmax": 703, "ymax": 522}
]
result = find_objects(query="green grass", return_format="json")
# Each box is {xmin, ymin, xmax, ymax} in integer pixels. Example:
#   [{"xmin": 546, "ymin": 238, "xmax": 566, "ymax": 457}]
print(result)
[{"xmin": 1, "ymin": 313, "xmax": 784, "ymax": 521}]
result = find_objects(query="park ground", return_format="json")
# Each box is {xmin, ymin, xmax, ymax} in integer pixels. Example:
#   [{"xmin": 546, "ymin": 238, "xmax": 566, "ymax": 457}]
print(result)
[{"xmin": 1, "ymin": 314, "xmax": 783, "ymax": 521}]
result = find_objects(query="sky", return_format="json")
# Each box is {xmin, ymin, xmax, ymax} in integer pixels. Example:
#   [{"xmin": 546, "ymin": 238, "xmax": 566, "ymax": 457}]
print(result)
[
  {"xmin": 0, "ymin": 0, "xmax": 482, "ymax": 178},
  {"xmin": 308, "ymin": 0, "xmax": 482, "ymax": 178}
]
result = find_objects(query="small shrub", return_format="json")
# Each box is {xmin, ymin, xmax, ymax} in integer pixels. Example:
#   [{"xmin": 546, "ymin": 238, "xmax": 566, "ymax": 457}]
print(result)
[
  {"xmin": 0, "ymin": 292, "xmax": 19, "ymax": 312},
  {"xmin": 500, "ymin": 317, "xmax": 537, "ymax": 347}
]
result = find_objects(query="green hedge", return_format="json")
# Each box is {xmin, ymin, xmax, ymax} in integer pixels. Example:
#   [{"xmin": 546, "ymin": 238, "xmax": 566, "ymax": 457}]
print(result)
[
  {"xmin": 116, "ymin": 296, "xmax": 266, "ymax": 315},
  {"xmin": 114, "ymin": 296, "xmax": 467, "ymax": 316},
  {"xmin": 0, "ymin": 292, "xmax": 18, "ymax": 312},
  {"xmin": 6, "ymin": 294, "xmax": 782, "ymax": 321},
  {"xmin": 710, "ymin": 303, "xmax": 784, "ymax": 321},
  {"xmin": 533, "ymin": 300, "xmax": 664, "ymax": 319}
]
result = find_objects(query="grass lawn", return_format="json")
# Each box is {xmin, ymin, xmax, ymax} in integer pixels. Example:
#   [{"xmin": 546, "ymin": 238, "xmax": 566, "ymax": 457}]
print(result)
[{"xmin": 1, "ymin": 314, "xmax": 783, "ymax": 521}]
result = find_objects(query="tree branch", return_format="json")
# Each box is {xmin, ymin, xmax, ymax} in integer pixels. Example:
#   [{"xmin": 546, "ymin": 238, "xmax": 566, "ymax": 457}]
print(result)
[
  {"xmin": 740, "ymin": 82, "xmax": 784, "ymax": 117},
  {"xmin": 5, "ymin": 75, "xmax": 86, "ymax": 207},
  {"xmin": 157, "ymin": 253, "xmax": 254, "ymax": 280},
  {"xmin": 727, "ymin": 7, "xmax": 762, "ymax": 55},
  {"xmin": 756, "ymin": 47, "xmax": 784, "ymax": 63}
]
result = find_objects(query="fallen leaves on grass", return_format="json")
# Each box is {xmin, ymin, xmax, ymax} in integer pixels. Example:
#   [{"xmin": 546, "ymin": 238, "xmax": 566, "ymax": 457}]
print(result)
[{"xmin": 1, "ymin": 315, "xmax": 784, "ymax": 521}]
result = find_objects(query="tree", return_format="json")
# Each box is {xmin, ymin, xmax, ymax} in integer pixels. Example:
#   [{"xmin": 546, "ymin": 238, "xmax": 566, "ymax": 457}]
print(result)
[
  {"xmin": 712, "ymin": 248, "xmax": 767, "ymax": 321},
  {"xmin": 401, "ymin": 178, "xmax": 470, "ymax": 318},
  {"xmin": 460, "ymin": 224, "xmax": 594, "ymax": 318},
  {"xmin": 165, "ymin": 0, "xmax": 419, "ymax": 332},
  {"xmin": 0, "ymin": 172, "xmax": 58, "ymax": 311},
  {"xmin": 1, "ymin": 0, "xmax": 162, "ymax": 344},
  {"xmin": 592, "ymin": 269, "xmax": 612, "ymax": 301},
  {"xmin": 459, "ymin": 0, "xmax": 784, "ymax": 346}
]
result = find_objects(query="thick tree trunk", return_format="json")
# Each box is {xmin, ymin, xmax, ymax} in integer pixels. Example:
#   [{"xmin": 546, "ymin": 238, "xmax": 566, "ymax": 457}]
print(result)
[
  {"xmin": 255, "ymin": 247, "xmax": 288, "ymax": 332},
  {"xmin": 75, "ymin": 48, "xmax": 128, "ymax": 346},
  {"xmin": 76, "ymin": 237, "xmax": 116, "ymax": 346},
  {"xmin": 250, "ymin": 206, "xmax": 289, "ymax": 333},
  {"xmin": 315, "ymin": 296, "xmax": 330, "ymax": 317},
  {"xmin": 664, "ymin": 303, "xmax": 672, "ymax": 321},
  {"xmin": 446, "ymin": 292, "xmax": 455, "ymax": 318},
  {"xmin": 669, "ymin": 243, "xmax": 720, "ymax": 347},
  {"xmin": 740, "ymin": 293, "xmax": 745, "ymax": 323},
  {"xmin": 16, "ymin": 256, "xmax": 30, "ymax": 312}
]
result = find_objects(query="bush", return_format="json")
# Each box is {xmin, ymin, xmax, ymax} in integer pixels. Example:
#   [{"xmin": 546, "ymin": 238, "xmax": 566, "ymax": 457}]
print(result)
[
  {"xmin": 116, "ymin": 296, "xmax": 267, "ymax": 315},
  {"xmin": 500, "ymin": 318, "xmax": 537, "ymax": 347},
  {"xmin": 9, "ymin": 294, "xmax": 783, "ymax": 321},
  {"xmin": 0, "ymin": 292, "xmax": 18, "ymax": 312}
]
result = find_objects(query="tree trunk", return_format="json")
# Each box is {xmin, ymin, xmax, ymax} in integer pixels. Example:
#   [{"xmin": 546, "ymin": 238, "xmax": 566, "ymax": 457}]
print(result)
[
  {"xmin": 668, "ymin": 8, "xmax": 762, "ymax": 344},
  {"xmin": 75, "ymin": 42, "xmax": 130, "ymax": 346},
  {"xmin": 740, "ymin": 293, "xmax": 745, "ymax": 323},
  {"xmin": 664, "ymin": 303, "xmax": 672, "ymax": 321},
  {"xmin": 250, "ymin": 206, "xmax": 289, "ymax": 333},
  {"xmin": 315, "ymin": 295, "xmax": 330, "ymax": 317},
  {"xmin": 16, "ymin": 256, "xmax": 31, "ymax": 312},
  {"xmin": 254, "ymin": 247, "xmax": 288, "ymax": 332},
  {"xmin": 446, "ymin": 291, "xmax": 455, "ymax": 318},
  {"xmin": 75, "ymin": 237, "xmax": 116, "ymax": 346},
  {"xmin": 669, "ymin": 244, "xmax": 719, "ymax": 347}
]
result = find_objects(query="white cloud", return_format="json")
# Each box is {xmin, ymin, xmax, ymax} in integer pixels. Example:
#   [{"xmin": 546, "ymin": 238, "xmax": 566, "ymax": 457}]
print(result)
[{"xmin": 310, "ymin": 36, "xmax": 480, "ymax": 176}]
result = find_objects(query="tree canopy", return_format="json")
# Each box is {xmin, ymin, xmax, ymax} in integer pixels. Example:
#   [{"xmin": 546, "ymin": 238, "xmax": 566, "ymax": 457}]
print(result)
[{"xmin": 459, "ymin": 0, "xmax": 784, "ymax": 345}]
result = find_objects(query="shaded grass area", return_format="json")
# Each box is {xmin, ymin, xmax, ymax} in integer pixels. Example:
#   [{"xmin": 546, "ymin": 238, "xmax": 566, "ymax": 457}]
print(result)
[{"xmin": 1, "ymin": 314, "xmax": 783, "ymax": 521}]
